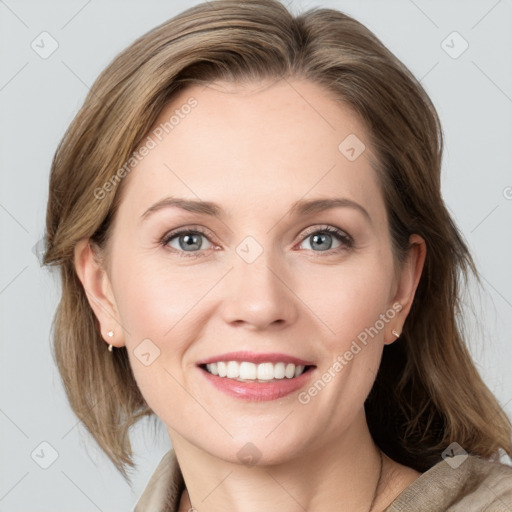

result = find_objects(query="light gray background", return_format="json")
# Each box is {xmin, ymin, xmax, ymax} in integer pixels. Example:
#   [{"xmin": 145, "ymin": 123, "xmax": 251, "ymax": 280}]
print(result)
[{"xmin": 1, "ymin": 0, "xmax": 511, "ymax": 510}]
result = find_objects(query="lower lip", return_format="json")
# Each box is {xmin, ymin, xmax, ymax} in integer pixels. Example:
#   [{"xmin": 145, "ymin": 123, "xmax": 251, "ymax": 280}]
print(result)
[{"xmin": 199, "ymin": 366, "xmax": 315, "ymax": 401}]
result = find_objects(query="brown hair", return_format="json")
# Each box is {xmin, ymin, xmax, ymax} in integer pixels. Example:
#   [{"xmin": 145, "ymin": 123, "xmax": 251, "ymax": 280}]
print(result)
[{"xmin": 43, "ymin": 0, "xmax": 511, "ymax": 479}]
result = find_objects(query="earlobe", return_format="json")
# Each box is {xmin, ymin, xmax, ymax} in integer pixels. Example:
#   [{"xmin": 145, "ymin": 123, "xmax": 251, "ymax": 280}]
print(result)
[
  {"xmin": 384, "ymin": 325, "xmax": 402, "ymax": 346},
  {"xmin": 386, "ymin": 234, "xmax": 426, "ymax": 344},
  {"xmin": 74, "ymin": 239, "xmax": 125, "ymax": 348}
]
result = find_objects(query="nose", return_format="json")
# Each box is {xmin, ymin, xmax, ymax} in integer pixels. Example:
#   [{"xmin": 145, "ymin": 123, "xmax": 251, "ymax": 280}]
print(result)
[{"xmin": 219, "ymin": 249, "xmax": 299, "ymax": 331}]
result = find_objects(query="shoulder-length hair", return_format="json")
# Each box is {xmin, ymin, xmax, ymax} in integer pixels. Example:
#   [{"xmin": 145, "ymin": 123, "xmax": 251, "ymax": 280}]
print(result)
[{"xmin": 43, "ymin": 0, "xmax": 511, "ymax": 479}]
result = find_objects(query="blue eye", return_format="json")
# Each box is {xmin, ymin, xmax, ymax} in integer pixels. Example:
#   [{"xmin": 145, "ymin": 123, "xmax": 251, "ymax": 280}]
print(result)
[
  {"xmin": 163, "ymin": 229, "xmax": 213, "ymax": 256},
  {"xmin": 161, "ymin": 225, "xmax": 353, "ymax": 258},
  {"xmin": 299, "ymin": 226, "xmax": 353, "ymax": 252}
]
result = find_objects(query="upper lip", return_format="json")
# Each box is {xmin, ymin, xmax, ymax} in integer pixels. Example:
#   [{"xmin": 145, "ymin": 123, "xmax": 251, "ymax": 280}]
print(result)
[{"xmin": 196, "ymin": 351, "xmax": 315, "ymax": 366}]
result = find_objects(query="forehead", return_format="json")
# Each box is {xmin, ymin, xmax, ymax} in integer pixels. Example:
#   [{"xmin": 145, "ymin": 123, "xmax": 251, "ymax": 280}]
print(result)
[{"xmin": 118, "ymin": 78, "xmax": 383, "ymax": 221}]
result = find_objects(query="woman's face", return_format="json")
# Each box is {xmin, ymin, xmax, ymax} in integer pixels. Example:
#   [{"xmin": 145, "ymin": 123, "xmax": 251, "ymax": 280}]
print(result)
[{"xmin": 93, "ymin": 79, "xmax": 419, "ymax": 464}]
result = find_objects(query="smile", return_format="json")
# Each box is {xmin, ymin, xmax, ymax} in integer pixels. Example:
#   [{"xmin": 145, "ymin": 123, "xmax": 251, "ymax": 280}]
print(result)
[
  {"xmin": 204, "ymin": 361, "xmax": 307, "ymax": 381},
  {"xmin": 197, "ymin": 351, "xmax": 316, "ymax": 401}
]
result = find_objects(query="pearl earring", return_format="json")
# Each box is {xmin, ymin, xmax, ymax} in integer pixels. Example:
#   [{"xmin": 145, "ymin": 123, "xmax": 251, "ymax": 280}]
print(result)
[{"xmin": 107, "ymin": 330, "xmax": 114, "ymax": 352}]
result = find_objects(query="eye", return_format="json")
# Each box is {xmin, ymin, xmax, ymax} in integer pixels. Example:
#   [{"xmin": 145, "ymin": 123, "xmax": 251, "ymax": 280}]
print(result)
[
  {"xmin": 298, "ymin": 226, "xmax": 353, "ymax": 253},
  {"xmin": 160, "ymin": 224, "xmax": 353, "ymax": 258},
  {"xmin": 162, "ymin": 227, "xmax": 214, "ymax": 256}
]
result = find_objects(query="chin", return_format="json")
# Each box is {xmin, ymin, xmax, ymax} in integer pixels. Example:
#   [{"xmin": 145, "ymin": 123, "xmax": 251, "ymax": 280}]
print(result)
[{"xmin": 205, "ymin": 431, "xmax": 308, "ymax": 468}]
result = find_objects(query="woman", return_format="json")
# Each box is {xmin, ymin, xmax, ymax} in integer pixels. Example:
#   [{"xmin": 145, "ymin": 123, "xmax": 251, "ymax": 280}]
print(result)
[{"xmin": 43, "ymin": 1, "xmax": 512, "ymax": 510}]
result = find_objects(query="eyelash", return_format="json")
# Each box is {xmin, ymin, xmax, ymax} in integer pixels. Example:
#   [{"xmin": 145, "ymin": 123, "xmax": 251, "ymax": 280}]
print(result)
[{"xmin": 160, "ymin": 225, "xmax": 354, "ymax": 258}]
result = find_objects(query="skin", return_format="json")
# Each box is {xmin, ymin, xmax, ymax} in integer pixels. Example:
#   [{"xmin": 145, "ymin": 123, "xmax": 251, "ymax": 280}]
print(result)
[{"xmin": 75, "ymin": 78, "xmax": 426, "ymax": 511}]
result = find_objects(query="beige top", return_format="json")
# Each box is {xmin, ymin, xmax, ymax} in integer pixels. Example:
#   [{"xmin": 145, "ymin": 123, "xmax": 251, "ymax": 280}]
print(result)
[{"xmin": 134, "ymin": 449, "xmax": 512, "ymax": 511}]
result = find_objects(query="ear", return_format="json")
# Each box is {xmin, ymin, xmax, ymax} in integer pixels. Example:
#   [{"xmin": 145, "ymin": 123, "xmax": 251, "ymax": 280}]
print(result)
[
  {"xmin": 386, "ymin": 234, "xmax": 426, "ymax": 345},
  {"xmin": 74, "ymin": 239, "xmax": 125, "ymax": 348}
]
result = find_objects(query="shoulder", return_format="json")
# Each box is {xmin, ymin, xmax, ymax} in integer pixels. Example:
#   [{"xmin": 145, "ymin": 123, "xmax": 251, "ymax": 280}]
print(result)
[
  {"xmin": 455, "ymin": 456, "xmax": 512, "ymax": 510},
  {"xmin": 386, "ymin": 454, "xmax": 512, "ymax": 511},
  {"xmin": 134, "ymin": 450, "xmax": 183, "ymax": 512}
]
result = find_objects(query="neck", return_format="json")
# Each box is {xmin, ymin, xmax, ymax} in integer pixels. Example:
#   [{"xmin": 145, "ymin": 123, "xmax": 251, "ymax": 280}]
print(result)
[{"xmin": 170, "ymin": 413, "xmax": 389, "ymax": 512}]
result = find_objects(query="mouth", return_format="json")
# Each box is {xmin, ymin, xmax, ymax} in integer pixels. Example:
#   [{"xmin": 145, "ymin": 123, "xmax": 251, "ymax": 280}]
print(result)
[
  {"xmin": 200, "ymin": 361, "xmax": 314, "ymax": 382},
  {"xmin": 196, "ymin": 352, "xmax": 317, "ymax": 401}
]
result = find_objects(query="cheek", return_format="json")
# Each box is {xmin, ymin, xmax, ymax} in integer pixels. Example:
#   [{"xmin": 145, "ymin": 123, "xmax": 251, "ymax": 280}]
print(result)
[
  {"xmin": 112, "ymin": 251, "xmax": 218, "ymax": 340},
  {"xmin": 110, "ymin": 255, "xmax": 218, "ymax": 416},
  {"xmin": 296, "ymin": 260, "xmax": 393, "ymax": 415},
  {"xmin": 110, "ymin": 253, "xmax": 229, "ymax": 411},
  {"xmin": 297, "ymin": 255, "xmax": 394, "ymax": 347}
]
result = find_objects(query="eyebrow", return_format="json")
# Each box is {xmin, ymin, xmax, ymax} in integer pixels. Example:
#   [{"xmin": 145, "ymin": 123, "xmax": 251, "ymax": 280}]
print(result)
[{"xmin": 140, "ymin": 196, "xmax": 371, "ymax": 223}]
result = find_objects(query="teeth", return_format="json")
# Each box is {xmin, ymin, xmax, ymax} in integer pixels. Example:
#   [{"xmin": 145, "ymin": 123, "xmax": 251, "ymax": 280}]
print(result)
[
  {"xmin": 274, "ymin": 362, "xmax": 285, "ymax": 379},
  {"xmin": 227, "ymin": 361, "xmax": 239, "ymax": 378},
  {"xmin": 217, "ymin": 361, "xmax": 227, "ymax": 377},
  {"xmin": 240, "ymin": 361, "xmax": 257, "ymax": 380},
  {"xmin": 257, "ymin": 363, "xmax": 274, "ymax": 380},
  {"xmin": 208, "ymin": 362, "xmax": 218, "ymax": 375},
  {"xmin": 285, "ymin": 363, "xmax": 295, "ymax": 379},
  {"xmin": 205, "ymin": 361, "xmax": 307, "ymax": 380}
]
